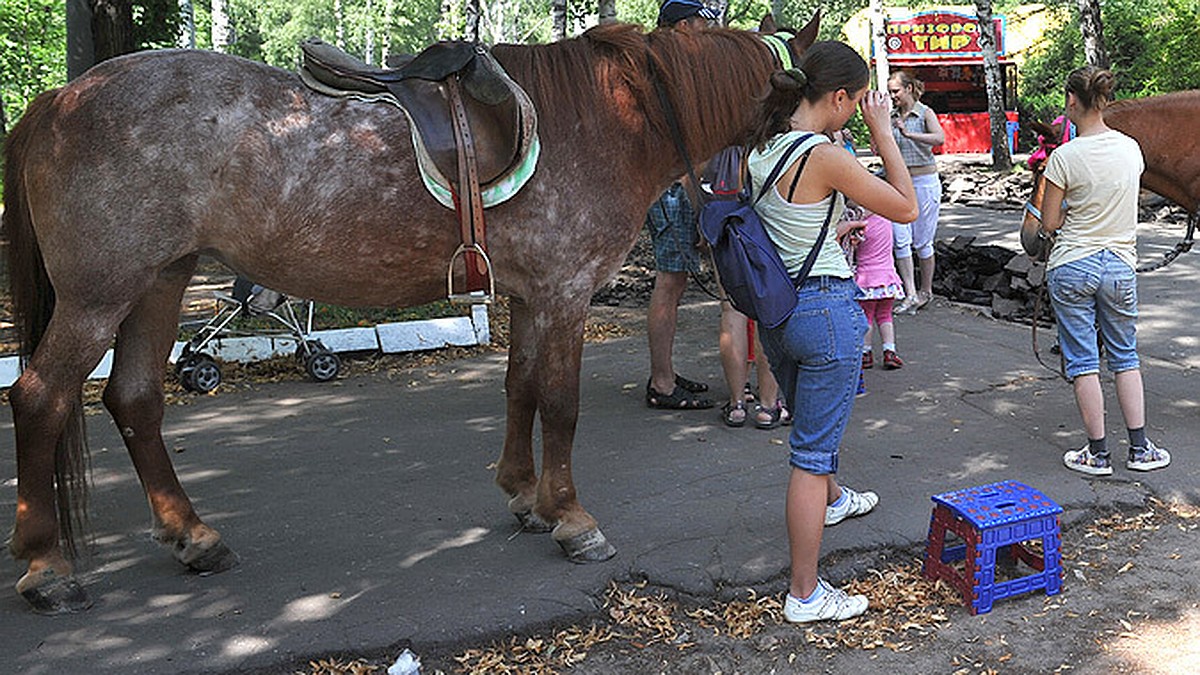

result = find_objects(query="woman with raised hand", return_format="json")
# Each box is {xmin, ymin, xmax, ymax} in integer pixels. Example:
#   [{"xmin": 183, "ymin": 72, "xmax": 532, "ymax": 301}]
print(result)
[{"xmin": 745, "ymin": 41, "xmax": 917, "ymax": 623}]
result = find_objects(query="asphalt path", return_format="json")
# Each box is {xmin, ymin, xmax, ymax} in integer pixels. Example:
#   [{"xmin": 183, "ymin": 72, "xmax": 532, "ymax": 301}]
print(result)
[{"xmin": 1, "ymin": 204, "xmax": 1196, "ymax": 674}]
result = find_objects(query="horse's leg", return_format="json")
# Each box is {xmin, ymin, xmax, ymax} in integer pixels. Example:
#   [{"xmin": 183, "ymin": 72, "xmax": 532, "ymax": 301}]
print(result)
[
  {"xmin": 9, "ymin": 303, "xmax": 129, "ymax": 613},
  {"xmin": 530, "ymin": 301, "xmax": 616, "ymax": 562},
  {"xmin": 101, "ymin": 257, "xmax": 238, "ymax": 574},
  {"xmin": 495, "ymin": 297, "xmax": 544, "ymax": 529}
]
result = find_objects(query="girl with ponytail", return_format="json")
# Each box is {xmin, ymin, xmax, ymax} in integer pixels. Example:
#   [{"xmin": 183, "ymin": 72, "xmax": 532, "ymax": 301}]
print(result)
[
  {"xmin": 1038, "ymin": 65, "xmax": 1171, "ymax": 477},
  {"xmin": 744, "ymin": 40, "xmax": 917, "ymax": 624}
]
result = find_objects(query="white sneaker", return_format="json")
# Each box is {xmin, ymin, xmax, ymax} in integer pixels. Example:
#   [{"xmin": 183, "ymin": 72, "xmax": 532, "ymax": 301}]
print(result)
[
  {"xmin": 1063, "ymin": 446, "xmax": 1113, "ymax": 476},
  {"xmin": 825, "ymin": 486, "xmax": 879, "ymax": 526},
  {"xmin": 1127, "ymin": 440, "xmax": 1171, "ymax": 471},
  {"xmin": 784, "ymin": 579, "xmax": 869, "ymax": 623}
]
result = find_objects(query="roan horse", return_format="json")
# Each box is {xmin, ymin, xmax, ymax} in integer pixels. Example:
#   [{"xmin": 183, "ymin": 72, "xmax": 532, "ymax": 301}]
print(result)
[
  {"xmin": 1, "ymin": 19, "xmax": 818, "ymax": 613},
  {"xmin": 1021, "ymin": 91, "xmax": 1200, "ymax": 264}
]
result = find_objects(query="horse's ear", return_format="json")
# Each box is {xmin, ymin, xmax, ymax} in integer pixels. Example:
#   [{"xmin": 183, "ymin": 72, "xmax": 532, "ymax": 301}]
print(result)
[
  {"xmin": 758, "ymin": 13, "xmax": 777, "ymax": 34},
  {"xmin": 790, "ymin": 8, "xmax": 821, "ymax": 52},
  {"xmin": 1029, "ymin": 120, "xmax": 1056, "ymax": 138}
]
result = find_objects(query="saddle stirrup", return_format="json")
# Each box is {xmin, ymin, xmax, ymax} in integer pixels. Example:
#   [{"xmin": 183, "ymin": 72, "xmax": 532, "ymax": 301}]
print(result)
[
  {"xmin": 447, "ymin": 76, "xmax": 494, "ymax": 304},
  {"xmin": 447, "ymin": 242, "xmax": 496, "ymax": 304}
]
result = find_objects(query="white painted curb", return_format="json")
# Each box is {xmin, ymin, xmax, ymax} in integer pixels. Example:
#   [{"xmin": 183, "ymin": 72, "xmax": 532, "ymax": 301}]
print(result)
[{"xmin": 0, "ymin": 305, "xmax": 490, "ymax": 388}]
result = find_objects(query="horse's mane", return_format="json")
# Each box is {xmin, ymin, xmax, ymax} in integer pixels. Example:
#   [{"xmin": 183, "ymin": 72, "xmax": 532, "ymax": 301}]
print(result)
[{"xmin": 493, "ymin": 23, "xmax": 773, "ymax": 149}]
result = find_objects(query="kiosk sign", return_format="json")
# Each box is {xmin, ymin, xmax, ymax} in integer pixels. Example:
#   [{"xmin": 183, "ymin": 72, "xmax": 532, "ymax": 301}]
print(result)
[{"xmin": 885, "ymin": 10, "xmax": 1005, "ymax": 59}]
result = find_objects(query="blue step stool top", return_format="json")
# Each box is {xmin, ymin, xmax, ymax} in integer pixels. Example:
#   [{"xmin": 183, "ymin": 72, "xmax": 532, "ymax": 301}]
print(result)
[{"xmin": 932, "ymin": 480, "xmax": 1062, "ymax": 530}]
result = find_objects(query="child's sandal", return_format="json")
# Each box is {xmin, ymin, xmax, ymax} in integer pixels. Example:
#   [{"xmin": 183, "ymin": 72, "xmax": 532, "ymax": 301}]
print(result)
[
  {"xmin": 752, "ymin": 402, "xmax": 781, "ymax": 430},
  {"xmin": 722, "ymin": 400, "xmax": 748, "ymax": 427}
]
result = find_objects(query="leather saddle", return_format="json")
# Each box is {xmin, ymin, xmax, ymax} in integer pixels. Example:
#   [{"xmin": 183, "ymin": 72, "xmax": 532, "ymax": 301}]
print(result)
[
  {"xmin": 299, "ymin": 38, "xmax": 535, "ymax": 192},
  {"xmin": 300, "ymin": 39, "xmax": 539, "ymax": 302}
]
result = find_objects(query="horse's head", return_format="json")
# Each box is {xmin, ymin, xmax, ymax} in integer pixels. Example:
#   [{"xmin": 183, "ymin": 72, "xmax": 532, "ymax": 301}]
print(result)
[
  {"xmin": 757, "ymin": 9, "xmax": 821, "ymax": 54},
  {"xmin": 1022, "ymin": 115, "xmax": 1073, "ymax": 258}
]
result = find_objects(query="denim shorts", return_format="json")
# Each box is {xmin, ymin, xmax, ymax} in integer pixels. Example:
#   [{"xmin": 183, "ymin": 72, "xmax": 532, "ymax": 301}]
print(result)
[
  {"xmin": 1047, "ymin": 249, "xmax": 1139, "ymax": 379},
  {"xmin": 760, "ymin": 276, "xmax": 868, "ymax": 475}
]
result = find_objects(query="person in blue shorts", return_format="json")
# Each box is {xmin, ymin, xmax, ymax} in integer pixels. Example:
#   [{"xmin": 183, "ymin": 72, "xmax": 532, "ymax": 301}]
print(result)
[{"xmin": 1037, "ymin": 65, "xmax": 1171, "ymax": 476}]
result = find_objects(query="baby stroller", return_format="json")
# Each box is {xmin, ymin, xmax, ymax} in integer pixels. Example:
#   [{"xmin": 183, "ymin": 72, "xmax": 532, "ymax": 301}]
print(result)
[{"xmin": 175, "ymin": 276, "xmax": 341, "ymax": 393}]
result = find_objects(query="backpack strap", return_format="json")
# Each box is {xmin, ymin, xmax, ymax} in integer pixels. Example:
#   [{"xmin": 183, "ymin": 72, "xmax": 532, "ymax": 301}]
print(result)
[
  {"xmin": 751, "ymin": 133, "xmax": 814, "ymax": 207},
  {"xmin": 752, "ymin": 133, "xmax": 839, "ymax": 287}
]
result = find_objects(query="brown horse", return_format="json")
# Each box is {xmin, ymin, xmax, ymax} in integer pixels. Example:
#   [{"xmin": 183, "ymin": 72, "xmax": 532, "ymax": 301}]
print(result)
[
  {"xmin": 1021, "ymin": 91, "xmax": 1200, "ymax": 261},
  {"xmin": 1, "ymin": 19, "xmax": 819, "ymax": 613}
]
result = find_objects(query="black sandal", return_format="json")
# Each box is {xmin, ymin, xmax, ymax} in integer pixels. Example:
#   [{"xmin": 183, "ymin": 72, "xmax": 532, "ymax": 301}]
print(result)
[
  {"xmin": 674, "ymin": 374, "xmax": 709, "ymax": 394},
  {"xmin": 722, "ymin": 400, "xmax": 748, "ymax": 427},
  {"xmin": 646, "ymin": 380, "xmax": 714, "ymax": 409},
  {"xmin": 752, "ymin": 402, "xmax": 783, "ymax": 430}
]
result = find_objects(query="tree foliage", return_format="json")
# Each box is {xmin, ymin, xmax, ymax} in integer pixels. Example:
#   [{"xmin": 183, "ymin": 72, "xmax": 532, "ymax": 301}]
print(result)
[
  {"xmin": 1020, "ymin": 0, "xmax": 1200, "ymax": 125},
  {"xmin": 2, "ymin": 0, "xmax": 67, "ymax": 133},
  {"xmin": 3, "ymin": 0, "xmax": 1198, "ymax": 137}
]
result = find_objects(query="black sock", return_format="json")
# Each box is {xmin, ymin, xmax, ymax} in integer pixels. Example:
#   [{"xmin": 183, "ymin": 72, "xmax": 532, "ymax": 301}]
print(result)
[
  {"xmin": 1128, "ymin": 427, "xmax": 1147, "ymax": 449},
  {"xmin": 1088, "ymin": 437, "xmax": 1109, "ymax": 458}
]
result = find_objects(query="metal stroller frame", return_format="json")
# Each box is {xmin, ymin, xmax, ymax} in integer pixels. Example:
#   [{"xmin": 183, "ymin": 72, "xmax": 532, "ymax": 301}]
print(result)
[{"xmin": 176, "ymin": 277, "xmax": 341, "ymax": 392}]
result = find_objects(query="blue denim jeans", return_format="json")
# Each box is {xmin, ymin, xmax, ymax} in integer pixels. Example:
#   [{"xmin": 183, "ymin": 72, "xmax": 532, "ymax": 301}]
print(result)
[
  {"xmin": 1047, "ymin": 249, "xmax": 1139, "ymax": 379},
  {"xmin": 760, "ymin": 276, "xmax": 867, "ymax": 475}
]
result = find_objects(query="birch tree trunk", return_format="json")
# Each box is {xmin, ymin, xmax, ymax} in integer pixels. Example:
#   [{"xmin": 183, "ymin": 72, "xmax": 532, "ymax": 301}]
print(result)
[
  {"xmin": 211, "ymin": 0, "xmax": 231, "ymax": 52},
  {"xmin": 552, "ymin": 0, "xmax": 567, "ymax": 41},
  {"xmin": 598, "ymin": 0, "xmax": 616, "ymax": 25},
  {"xmin": 365, "ymin": 0, "xmax": 375, "ymax": 64},
  {"xmin": 178, "ymin": 0, "xmax": 195, "ymax": 49},
  {"xmin": 1076, "ymin": 0, "xmax": 1108, "ymax": 68},
  {"xmin": 382, "ymin": 0, "xmax": 394, "ymax": 64},
  {"xmin": 465, "ymin": 0, "xmax": 482, "ymax": 42},
  {"xmin": 974, "ymin": 0, "xmax": 1012, "ymax": 171},
  {"xmin": 334, "ymin": 0, "xmax": 346, "ymax": 49},
  {"xmin": 771, "ymin": 0, "xmax": 784, "ymax": 23},
  {"xmin": 870, "ymin": 0, "xmax": 889, "ymax": 92}
]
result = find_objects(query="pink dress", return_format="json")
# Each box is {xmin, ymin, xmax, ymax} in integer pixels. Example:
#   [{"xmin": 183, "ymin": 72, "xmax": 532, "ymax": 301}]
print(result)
[{"xmin": 854, "ymin": 214, "xmax": 905, "ymax": 300}]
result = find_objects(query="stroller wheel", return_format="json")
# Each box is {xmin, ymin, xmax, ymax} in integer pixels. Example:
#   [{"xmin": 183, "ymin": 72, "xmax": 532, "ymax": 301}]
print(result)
[
  {"xmin": 186, "ymin": 355, "xmax": 223, "ymax": 393},
  {"xmin": 305, "ymin": 349, "xmax": 341, "ymax": 382}
]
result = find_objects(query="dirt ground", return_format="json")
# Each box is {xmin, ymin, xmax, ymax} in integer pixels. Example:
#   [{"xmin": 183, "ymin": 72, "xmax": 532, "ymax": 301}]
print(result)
[
  {"xmin": 436, "ymin": 499, "xmax": 1199, "ymax": 675},
  {"xmin": 269, "ymin": 157, "xmax": 1199, "ymax": 675},
  {"xmin": 6, "ymin": 157, "xmax": 1197, "ymax": 674}
]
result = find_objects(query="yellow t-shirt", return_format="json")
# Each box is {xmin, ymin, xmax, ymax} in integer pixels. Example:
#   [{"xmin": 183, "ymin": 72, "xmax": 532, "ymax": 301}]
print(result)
[
  {"xmin": 747, "ymin": 131, "xmax": 850, "ymax": 279},
  {"xmin": 1043, "ymin": 129, "xmax": 1144, "ymax": 271}
]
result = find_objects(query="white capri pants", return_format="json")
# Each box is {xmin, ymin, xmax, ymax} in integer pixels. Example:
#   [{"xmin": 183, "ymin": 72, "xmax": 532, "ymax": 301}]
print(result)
[{"xmin": 893, "ymin": 173, "xmax": 942, "ymax": 259}]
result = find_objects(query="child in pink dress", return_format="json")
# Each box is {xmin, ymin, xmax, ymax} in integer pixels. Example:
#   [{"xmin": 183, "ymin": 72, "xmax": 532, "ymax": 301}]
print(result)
[{"xmin": 854, "ymin": 213, "xmax": 906, "ymax": 370}]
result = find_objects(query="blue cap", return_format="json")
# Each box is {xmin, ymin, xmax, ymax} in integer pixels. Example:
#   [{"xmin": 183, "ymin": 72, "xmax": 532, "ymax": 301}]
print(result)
[{"xmin": 657, "ymin": 0, "xmax": 719, "ymax": 27}]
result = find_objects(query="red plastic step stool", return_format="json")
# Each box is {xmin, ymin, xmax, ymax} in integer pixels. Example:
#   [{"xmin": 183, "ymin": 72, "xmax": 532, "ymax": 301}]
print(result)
[{"xmin": 922, "ymin": 480, "xmax": 1063, "ymax": 615}]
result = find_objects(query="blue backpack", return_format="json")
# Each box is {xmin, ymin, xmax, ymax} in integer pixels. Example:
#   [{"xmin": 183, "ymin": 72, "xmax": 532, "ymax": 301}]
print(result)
[{"xmin": 699, "ymin": 134, "xmax": 836, "ymax": 329}]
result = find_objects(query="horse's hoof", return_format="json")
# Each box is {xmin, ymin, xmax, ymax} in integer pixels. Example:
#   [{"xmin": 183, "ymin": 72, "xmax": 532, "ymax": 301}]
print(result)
[
  {"xmin": 513, "ymin": 510, "xmax": 554, "ymax": 533},
  {"xmin": 557, "ymin": 527, "xmax": 617, "ymax": 563},
  {"xmin": 185, "ymin": 541, "xmax": 240, "ymax": 576},
  {"xmin": 20, "ymin": 577, "xmax": 93, "ymax": 615}
]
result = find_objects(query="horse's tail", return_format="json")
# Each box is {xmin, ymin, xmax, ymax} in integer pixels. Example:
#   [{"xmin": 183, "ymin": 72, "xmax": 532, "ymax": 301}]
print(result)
[{"xmin": 2, "ymin": 90, "xmax": 91, "ymax": 561}]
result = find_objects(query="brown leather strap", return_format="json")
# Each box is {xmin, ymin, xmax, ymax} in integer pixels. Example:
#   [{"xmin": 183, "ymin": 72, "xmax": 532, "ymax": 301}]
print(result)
[{"xmin": 447, "ymin": 77, "xmax": 490, "ymax": 288}]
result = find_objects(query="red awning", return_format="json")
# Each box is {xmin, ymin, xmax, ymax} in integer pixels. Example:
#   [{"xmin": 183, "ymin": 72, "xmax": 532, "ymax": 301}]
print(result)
[{"xmin": 874, "ymin": 58, "xmax": 1015, "ymax": 67}]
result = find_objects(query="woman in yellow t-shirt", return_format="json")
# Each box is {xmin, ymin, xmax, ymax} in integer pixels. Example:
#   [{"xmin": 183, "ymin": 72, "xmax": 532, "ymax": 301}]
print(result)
[{"xmin": 1038, "ymin": 65, "xmax": 1171, "ymax": 477}]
